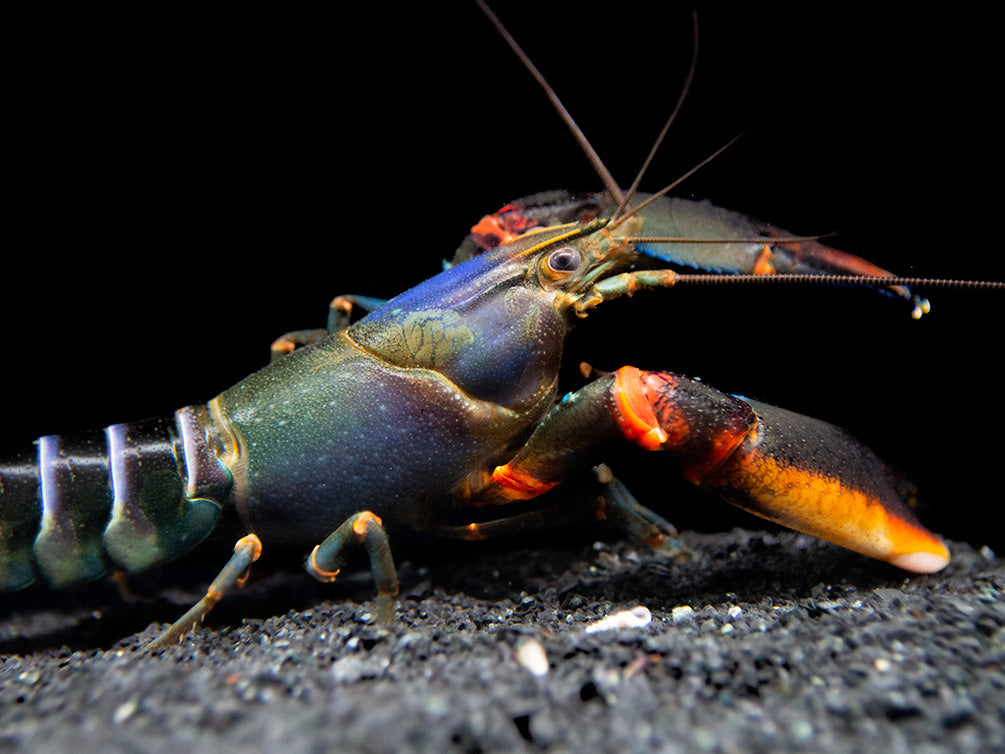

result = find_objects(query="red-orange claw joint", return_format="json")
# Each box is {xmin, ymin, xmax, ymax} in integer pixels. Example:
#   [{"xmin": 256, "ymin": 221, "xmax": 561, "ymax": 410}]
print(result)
[
  {"xmin": 490, "ymin": 463, "xmax": 559, "ymax": 501},
  {"xmin": 612, "ymin": 367, "xmax": 670, "ymax": 451},
  {"xmin": 752, "ymin": 244, "xmax": 776, "ymax": 275},
  {"xmin": 469, "ymin": 203, "xmax": 542, "ymax": 250},
  {"xmin": 613, "ymin": 367, "xmax": 758, "ymax": 483}
]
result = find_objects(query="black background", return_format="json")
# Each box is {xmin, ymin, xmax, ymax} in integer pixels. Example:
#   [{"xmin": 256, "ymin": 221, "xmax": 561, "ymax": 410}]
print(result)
[{"xmin": 4, "ymin": 4, "xmax": 1001, "ymax": 551}]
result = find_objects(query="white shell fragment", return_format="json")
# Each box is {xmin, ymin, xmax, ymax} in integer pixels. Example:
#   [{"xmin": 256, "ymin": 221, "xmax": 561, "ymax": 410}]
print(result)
[
  {"xmin": 584, "ymin": 606, "xmax": 652, "ymax": 634},
  {"xmin": 515, "ymin": 637, "xmax": 550, "ymax": 677},
  {"xmin": 671, "ymin": 605, "xmax": 695, "ymax": 624}
]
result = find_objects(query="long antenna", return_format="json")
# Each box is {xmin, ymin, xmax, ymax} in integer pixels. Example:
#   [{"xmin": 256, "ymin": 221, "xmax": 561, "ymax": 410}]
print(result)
[
  {"xmin": 475, "ymin": 0, "xmax": 626, "ymax": 206},
  {"xmin": 671, "ymin": 274, "xmax": 1005, "ymax": 292}
]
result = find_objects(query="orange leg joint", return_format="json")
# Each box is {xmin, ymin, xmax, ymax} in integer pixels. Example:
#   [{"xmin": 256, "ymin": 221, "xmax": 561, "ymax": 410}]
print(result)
[{"xmin": 306, "ymin": 511, "xmax": 399, "ymax": 623}]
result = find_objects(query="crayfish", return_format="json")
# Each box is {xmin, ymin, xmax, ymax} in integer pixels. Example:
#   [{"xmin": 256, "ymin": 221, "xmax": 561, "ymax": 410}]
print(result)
[{"xmin": 3, "ymin": 4, "xmax": 1000, "ymax": 649}]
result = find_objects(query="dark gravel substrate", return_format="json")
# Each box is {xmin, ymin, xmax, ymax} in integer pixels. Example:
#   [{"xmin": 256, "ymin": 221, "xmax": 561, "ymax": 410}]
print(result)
[{"xmin": 1, "ymin": 528, "xmax": 1002, "ymax": 753}]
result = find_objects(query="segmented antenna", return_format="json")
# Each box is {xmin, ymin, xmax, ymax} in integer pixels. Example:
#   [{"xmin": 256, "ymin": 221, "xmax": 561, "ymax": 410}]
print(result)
[
  {"xmin": 670, "ymin": 274, "xmax": 1005, "ymax": 291},
  {"xmin": 669, "ymin": 274, "xmax": 1004, "ymax": 320},
  {"xmin": 477, "ymin": 2, "xmax": 1004, "ymax": 308},
  {"xmin": 475, "ymin": 0, "xmax": 626, "ymax": 206}
]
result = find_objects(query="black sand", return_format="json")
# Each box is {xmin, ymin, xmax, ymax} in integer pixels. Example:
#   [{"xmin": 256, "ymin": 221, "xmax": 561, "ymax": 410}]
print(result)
[{"xmin": 2, "ymin": 529, "xmax": 1002, "ymax": 753}]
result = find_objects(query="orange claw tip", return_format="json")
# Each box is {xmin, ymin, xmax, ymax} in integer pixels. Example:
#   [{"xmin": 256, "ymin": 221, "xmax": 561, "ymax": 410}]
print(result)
[{"xmin": 888, "ymin": 543, "xmax": 951, "ymax": 574}]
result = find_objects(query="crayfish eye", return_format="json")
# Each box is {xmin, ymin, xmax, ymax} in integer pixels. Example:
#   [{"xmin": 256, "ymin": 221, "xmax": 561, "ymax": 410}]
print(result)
[{"xmin": 547, "ymin": 247, "xmax": 581, "ymax": 272}]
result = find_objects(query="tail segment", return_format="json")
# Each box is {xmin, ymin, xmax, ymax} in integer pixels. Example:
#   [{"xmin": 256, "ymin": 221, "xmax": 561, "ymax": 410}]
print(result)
[{"xmin": 0, "ymin": 407, "xmax": 231, "ymax": 591}]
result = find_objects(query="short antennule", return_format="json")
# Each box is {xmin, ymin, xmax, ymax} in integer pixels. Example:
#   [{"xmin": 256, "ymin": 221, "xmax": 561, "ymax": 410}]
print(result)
[{"xmin": 613, "ymin": 11, "xmax": 700, "ymax": 224}]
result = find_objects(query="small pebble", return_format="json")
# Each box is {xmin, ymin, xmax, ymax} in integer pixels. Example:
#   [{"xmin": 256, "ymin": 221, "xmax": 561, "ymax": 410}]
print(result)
[
  {"xmin": 584, "ymin": 606, "xmax": 652, "ymax": 634},
  {"xmin": 671, "ymin": 606, "xmax": 695, "ymax": 624},
  {"xmin": 515, "ymin": 638, "xmax": 549, "ymax": 677}
]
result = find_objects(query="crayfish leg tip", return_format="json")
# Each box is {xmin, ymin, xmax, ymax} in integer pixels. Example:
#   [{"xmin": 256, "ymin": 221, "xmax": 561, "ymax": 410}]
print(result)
[
  {"xmin": 889, "ymin": 548, "xmax": 950, "ymax": 574},
  {"xmin": 144, "ymin": 629, "xmax": 180, "ymax": 651},
  {"xmin": 375, "ymin": 592, "xmax": 397, "ymax": 625},
  {"xmin": 144, "ymin": 634, "xmax": 170, "ymax": 652}
]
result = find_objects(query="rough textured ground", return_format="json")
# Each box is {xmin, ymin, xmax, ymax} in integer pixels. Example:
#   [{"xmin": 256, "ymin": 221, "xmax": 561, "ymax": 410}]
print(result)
[{"xmin": 1, "ymin": 528, "xmax": 1002, "ymax": 753}]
